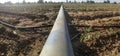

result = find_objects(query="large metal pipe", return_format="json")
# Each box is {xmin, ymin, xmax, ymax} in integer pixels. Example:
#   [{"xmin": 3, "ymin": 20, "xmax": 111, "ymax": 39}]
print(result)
[{"xmin": 39, "ymin": 5, "xmax": 74, "ymax": 56}]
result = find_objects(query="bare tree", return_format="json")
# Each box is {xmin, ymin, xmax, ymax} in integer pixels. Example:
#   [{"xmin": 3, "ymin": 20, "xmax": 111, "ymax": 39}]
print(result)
[
  {"xmin": 66, "ymin": 0, "xmax": 68, "ymax": 3},
  {"xmin": 23, "ymin": 0, "xmax": 26, "ymax": 4},
  {"xmin": 38, "ymin": 0, "xmax": 43, "ymax": 3}
]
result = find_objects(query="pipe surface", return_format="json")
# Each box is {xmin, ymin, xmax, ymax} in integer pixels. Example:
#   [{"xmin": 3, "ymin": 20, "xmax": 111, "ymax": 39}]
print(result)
[{"xmin": 39, "ymin": 5, "xmax": 74, "ymax": 56}]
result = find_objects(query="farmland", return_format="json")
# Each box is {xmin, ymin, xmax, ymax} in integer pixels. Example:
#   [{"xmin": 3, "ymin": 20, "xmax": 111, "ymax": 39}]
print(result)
[{"xmin": 0, "ymin": 3, "xmax": 120, "ymax": 56}]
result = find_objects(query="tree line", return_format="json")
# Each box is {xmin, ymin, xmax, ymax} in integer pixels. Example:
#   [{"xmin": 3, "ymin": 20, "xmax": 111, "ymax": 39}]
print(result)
[
  {"xmin": 0, "ymin": 0, "xmax": 119, "ymax": 5},
  {"xmin": 81, "ymin": 0, "xmax": 117, "ymax": 4}
]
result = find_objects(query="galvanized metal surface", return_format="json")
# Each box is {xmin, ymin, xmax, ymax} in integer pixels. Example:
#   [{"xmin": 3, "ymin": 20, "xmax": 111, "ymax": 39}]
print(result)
[{"xmin": 39, "ymin": 6, "xmax": 74, "ymax": 56}]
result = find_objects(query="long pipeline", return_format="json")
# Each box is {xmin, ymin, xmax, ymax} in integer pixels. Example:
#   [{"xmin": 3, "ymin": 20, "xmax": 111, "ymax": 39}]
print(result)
[{"xmin": 39, "ymin": 5, "xmax": 74, "ymax": 56}]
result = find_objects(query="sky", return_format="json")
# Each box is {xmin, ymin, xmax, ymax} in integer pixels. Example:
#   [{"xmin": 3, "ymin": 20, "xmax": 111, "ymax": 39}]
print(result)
[{"xmin": 0, "ymin": 0, "xmax": 119, "ymax": 3}]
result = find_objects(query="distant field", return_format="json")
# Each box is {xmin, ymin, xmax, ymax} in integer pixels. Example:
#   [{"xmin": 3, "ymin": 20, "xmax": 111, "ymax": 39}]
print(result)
[
  {"xmin": 64, "ymin": 3, "xmax": 120, "ymax": 11},
  {"xmin": 0, "ymin": 3, "xmax": 120, "ymax": 56}
]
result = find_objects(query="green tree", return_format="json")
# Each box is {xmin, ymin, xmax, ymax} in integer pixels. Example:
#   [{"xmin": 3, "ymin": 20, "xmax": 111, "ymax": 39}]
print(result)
[
  {"xmin": 113, "ymin": 2, "xmax": 117, "ymax": 4},
  {"xmin": 86, "ymin": 0, "xmax": 95, "ymax": 3},
  {"xmin": 38, "ymin": 0, "xmax": 43, "ymax": 3},
  {"xmin": 104, "ymin": 0, "xmax": 110, "ymax": 3},
  {"xmin": 4, "ymin": 1, "xmax": 12, "ymax": 5}
]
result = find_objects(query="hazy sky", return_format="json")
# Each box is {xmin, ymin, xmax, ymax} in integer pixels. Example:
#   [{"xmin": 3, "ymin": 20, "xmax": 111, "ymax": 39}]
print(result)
[{"xmin": 0, "ymin": 0, "xmax": 119, "ymax": 3}]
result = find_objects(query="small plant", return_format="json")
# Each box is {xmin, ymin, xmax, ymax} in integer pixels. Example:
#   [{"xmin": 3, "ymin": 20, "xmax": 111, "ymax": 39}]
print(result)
[
  {"xmin": 80, "ymin": 26, "xmax": 92, "ymax": 42},
  {"xmin": 85, "ymin": 26, "xmax": 92, "ymax": 33},
  {"xmin": 115, "ymin": 32, "xmax": 119, "ymax": 38},
  {"xmin": 108, "ymin": 28, "xmax": 116, "ymax": 34},
  {"xmin": 13, "ymin": 29, "xmax": 20, "ymax": 35},
  {"xmin": 0, "ymin": 24, "xmax": 6, "ymax": 34},
  {"xmin": 80, "ymin": 34, "xmax": 85, "ymax": 42},
  {"xmin": 0, "ymin": 24, "xmax": 1, "ymax": 26},
  {"xmin": 95, "ymin": 32, "xmax": 100, "ymax": 38}
]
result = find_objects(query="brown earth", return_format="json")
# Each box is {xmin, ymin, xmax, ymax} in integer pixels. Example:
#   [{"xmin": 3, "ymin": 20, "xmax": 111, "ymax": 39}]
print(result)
[{"xmin": 0, "ymin": 5, "xmax": 120, "ymax": 56}]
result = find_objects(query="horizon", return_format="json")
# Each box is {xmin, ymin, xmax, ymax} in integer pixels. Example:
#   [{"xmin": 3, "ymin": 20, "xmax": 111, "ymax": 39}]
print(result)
[{"xmin": 0, "ymin": 0, "xmax": 120, "ymax": 3}]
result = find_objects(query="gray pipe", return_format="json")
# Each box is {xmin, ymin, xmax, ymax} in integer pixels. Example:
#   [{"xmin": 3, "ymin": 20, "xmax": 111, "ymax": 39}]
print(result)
[{"xmin": 39, "ymin": 5, "xmax": 74, "ymax": 56}]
